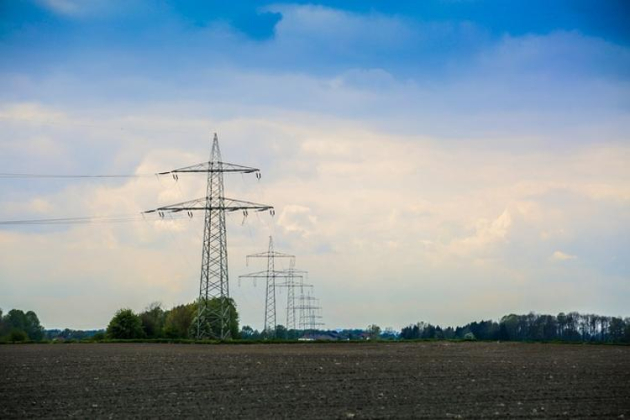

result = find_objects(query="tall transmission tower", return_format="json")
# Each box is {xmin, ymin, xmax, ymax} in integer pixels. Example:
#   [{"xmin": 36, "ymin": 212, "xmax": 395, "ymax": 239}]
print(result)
[
  {"xmin": 239, "ymin": 236, "xmax": 296, "ymax": 335},
  {"xmin": 145, "ymin": 133, "xmax": 273, "ymax": 339}
]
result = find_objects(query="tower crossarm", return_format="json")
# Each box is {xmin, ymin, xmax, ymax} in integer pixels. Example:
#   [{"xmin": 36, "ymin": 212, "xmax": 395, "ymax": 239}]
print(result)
[
  {"xmin": 275, "ymin": 269, "xmax": 310, "ymax": 288},
  {"xmin": 144, "ymin": 197, "xmax": 273, "ymax": 214},
  {"xmin": 276, "ymin": 280, "xmax": 312, "ymax": 288},
  {"xmin": 245, "ymin": 236, "xmax": 294, "ymax": 266},
  {"xmin": 246, "ymin": 252, "xmax": 295, "ymax": 266},
  {"xmin": 247, "ymin": 251, "xmax": 295, "ymax": 259},
  {"xmin": 294, "ymin": 305, "xmax": 319, "ymax": 310},
  {"xmin": 158, "ymin": 161, "xmax": 260, "ymax": 175},
  {"xmin": 278, "ymin": 268, "xmax": 308, "ymax": 279},
  {"xmin": 239, "ymin": 270, "xmax": 304, "ymax": 280}
]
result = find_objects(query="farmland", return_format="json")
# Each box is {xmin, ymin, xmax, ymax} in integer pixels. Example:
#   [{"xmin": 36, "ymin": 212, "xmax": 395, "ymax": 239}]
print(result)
[{"xmin": 1, "ymin": 342, "xmax": 629, "ymax": 418}]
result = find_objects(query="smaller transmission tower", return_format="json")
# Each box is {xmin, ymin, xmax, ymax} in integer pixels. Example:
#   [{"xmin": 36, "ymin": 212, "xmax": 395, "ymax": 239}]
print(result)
[
  {"xmin": 239, "ymin": 236, "xmax": 296, "ymax": 335},
  {"xmin": 296, "ymin": 292, "xmax": 324, "ymax": 331},
  {"xmin": 276, "ymin": 265, "xmax": 310, "ymax": 330}
]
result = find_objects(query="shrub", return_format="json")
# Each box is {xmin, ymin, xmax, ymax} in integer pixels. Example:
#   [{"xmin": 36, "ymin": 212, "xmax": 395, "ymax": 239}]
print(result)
[
  {"xmin": 106, "ymin": 309, "xmax": 145, "ymax": 339},
  {"xmin": 9, "ymin": 329, "xmax": 28, "ymax": 342},
  {"xmin": 91, "ymin": 332, "xmax": 106, "ymax": 341}
]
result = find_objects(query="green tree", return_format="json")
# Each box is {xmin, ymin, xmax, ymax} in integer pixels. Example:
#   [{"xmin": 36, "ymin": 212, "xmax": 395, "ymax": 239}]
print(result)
[
  {"xmin": 498, "ymin": 323, "xmax": 510, "ymax": 340},
  {"xmin": 367, "ymin": 324, "xmax": 381, "ymax": 340},
  {"xmin": 106, "ymin": 309, "xmax": 145, "ymax": 339},
  {"xmin": 240, "ymin": 325, "xmax": 255, "ymax": 339},
  {"xmin": 275, "ymin": 324, "xmax": 288, "ymax": 340},
  {"xmin": 609, "ymin": 317, "xmax": 625, "ymax": 342},
  {"xmin": 191, "ymin": 298, "xmax": 239, "ymax": 339},
  {"xmin": 500, "ymin": 314, "xmax": 521, "ymax": 340},
  {"xmin": 5, "ymin": 309, "xmax": 27, "ymax": 332},
  {"xmin": 381, "ymin": 327, "xmax": 397, "ymax": 340},
  {"xmin": 139, "ymin": 302, "xmax": 166, "ymax": 338},
  {"xmin": 2, "ymin": 309, "xmax": 44, "ymax": 341},
  {"xmin": 24, "ymin": 311, "xmax": 44, "ymax": 341},
  {"xmin": 213, "ymin": 297, "xmax": 239, "ymax": 338},
  {"xmin": 0, "ymin": 308, "xmax": 7, "ymax": 337},
  {"xmin": 561, "ymin": 312, "xmax": 572, "ymax": 339},
  {"xmin": 163, "ymin": 303, "xmax": 196, "ymax": 338},
  {"xmin": 422, "ymin": 324, "xmax": 437, "ymax": 339},
  {"xmin": 623, "ymin": 318, "xmax": 630, "ymax": 343},
  {"xmin": 92, "ymin": 331, "xmax": 106, "ymax": 341}
]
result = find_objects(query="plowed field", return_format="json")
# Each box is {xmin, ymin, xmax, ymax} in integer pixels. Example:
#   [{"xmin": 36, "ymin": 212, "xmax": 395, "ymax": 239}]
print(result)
[{"xmin": 1, "ymin": 342, "xmax": 629, "ymax": 418}]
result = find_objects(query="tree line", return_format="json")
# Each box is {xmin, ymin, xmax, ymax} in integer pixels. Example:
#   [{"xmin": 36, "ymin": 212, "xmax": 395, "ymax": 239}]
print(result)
[
  {"xmin": 3, "ymin": 305, "xmax": 629, "ymax": 344},
  {"xmin": 106, "ymin": 298, "xmax": 239, "ymax": 339},
  {"xmin": 399, "ymin": 312, "xmax": 630, "ymax": 343}
]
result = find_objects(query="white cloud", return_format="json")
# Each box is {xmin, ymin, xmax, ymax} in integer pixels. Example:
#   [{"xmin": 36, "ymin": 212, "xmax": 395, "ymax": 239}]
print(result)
[
  {"xmin": 448, "ymin": 209, "xmax": 513, "ymax": 258},
  {"xmin": 267, "ymin": 4, "xmax": 415, "ymax": 52},
  {"xmin": 551, "ymin": 251, "xmax": 577, "ymax": 261},
  {"xmin": 277, "ymin": 205, "xmax": 318, "ymax": 237},
  {"xmin": 0, "ymin": 102, "xmax": 68, "ymax": 124},
  {"xmin": 478, "ymin": 31, "xmax": 630, "ymax": 79},
  {"xmin": 36, "ymin": 0, "xmax": 143, "ymax": 18},
  {"xmin": 38, "ymin": 0, "xmax": 81, "ymax": 15}
]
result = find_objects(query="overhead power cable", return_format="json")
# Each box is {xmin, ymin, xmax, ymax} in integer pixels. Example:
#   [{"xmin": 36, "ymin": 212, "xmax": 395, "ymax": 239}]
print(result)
[
  {"xmin": 0, "ymin": 173, "xmax": 155, "ymax": 179},
  {"xmin": 0, "ymin": 213, "xmax": 191, "ymax": 226},
  {"xmin": 1, "ymin": 157, "xmax": 262, "ymax": 180}
]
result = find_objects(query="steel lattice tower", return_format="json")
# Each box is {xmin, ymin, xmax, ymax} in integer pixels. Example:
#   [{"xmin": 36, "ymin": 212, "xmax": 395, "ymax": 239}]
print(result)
[
  {"xmin": 239, "ymin": 236, "xmax": 295, "ymax": 335},
  {"xmin": 277, "ymin": 265, "xmax": 310, "ymax": 330},
  {"xmin": 296, "ymin": 292, "xmax": 324, "ymax": 331},
  {"xmin": 197, "ymin": 134, "xmax": 229, "ymax": 338},
  {"xmin": 145, "ymin": 133, "xmax": 274, "ymax": 339}
]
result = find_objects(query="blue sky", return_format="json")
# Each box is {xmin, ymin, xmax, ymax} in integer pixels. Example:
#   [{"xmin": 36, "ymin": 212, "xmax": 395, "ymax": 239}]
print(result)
[{"xmin": 0, "ymin": 0, "xmax": 629, "ymax": 329}]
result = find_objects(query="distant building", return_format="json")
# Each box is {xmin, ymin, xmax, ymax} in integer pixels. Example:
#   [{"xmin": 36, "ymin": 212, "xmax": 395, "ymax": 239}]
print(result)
[{"xmin": 300, "ymin": 331, "xmax": 340, "ymax": 341}]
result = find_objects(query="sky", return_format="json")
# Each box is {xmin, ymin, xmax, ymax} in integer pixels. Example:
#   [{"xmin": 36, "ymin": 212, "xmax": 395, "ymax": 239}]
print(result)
[{"xmin": 0, "ymin": 0, "xmax": 629, "ymax": 330}]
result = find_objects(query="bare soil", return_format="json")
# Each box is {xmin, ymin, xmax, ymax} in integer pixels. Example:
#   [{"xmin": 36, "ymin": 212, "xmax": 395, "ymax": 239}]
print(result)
[{"xmin": 1, "ymin": 342, "xmax": 629, "ymax": 418}]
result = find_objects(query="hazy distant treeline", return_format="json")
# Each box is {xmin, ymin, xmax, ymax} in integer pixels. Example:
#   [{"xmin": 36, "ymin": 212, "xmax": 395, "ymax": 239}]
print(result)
[
  {"xmin": 400, "ymin": 312, "xmax": 630, "ymax": 343},
  {"xmin": 45, "ymin": 329, "xmax": 104, "ymax": 341}
]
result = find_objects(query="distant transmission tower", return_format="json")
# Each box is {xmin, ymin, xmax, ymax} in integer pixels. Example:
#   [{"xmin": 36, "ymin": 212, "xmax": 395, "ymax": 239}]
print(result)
[
  {"xmin": 296, "ymin": 292, "xmax": 324, "ymax": 331},
  {"xmin": 276, "ymin": 265, "xmax": 311, "ymax": 330},
  {"xmin": 239, "ymin": 236, "xmax": 296, "ymax": 335},
  {"xmin": 145, "ymin": 133, "xmax": 273, "ymax": 339}
]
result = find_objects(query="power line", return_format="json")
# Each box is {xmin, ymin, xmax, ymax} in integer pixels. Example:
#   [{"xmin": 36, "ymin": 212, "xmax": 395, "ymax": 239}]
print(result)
[
  {"xmin": 0, "ymin": 214, "xmax": 190, "ymax": 225},
  {"xmin": 0, "ymin": 161, "xmax": 261, "ymax": 179},
  {"xmin": 0, "ymin": 173, "xmax": 155, "ymax": 179}
]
